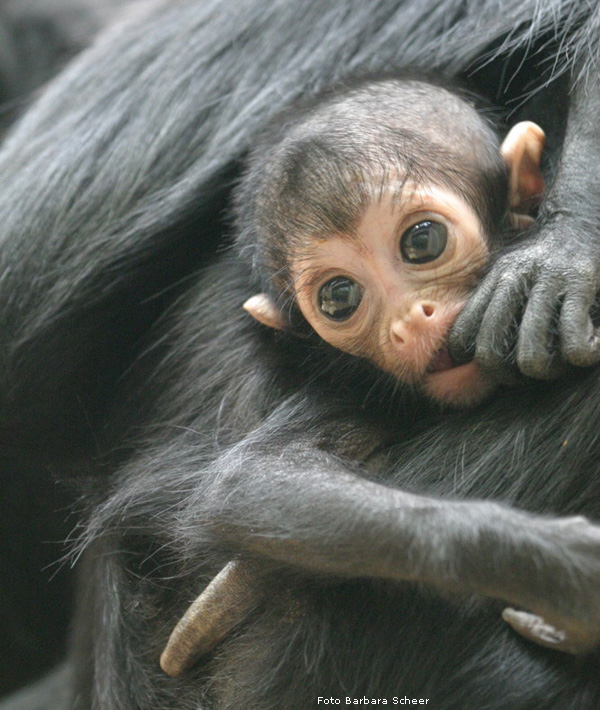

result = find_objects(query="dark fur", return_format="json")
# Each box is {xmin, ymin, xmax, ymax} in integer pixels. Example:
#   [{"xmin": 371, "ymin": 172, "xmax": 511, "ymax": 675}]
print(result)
[
  {"xmin": 2, "ymin": 1, "xmax": 600, "ymax": 709},
  {"xmin": 0, "ymin": 0, "xmax": 121, "ymax": 132},
  {"xmin": 0, "ymin": 0, "xmax": 122, "ymax": 697}
]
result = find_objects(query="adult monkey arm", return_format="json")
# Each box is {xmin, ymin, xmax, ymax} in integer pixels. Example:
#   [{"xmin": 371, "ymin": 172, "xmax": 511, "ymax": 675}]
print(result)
[{"xmin": 450, "ymin": 63, "xmax": 600, "ymax": 379}]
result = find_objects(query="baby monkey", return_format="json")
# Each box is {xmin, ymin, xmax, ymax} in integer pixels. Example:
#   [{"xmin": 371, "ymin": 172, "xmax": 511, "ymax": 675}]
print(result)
[{"xmin": 160, "ymin": 76, "xmax": 546, "ymax": 676}]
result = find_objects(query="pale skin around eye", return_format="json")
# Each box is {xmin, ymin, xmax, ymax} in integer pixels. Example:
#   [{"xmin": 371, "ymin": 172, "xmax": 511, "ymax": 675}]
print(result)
[{"xmin": 293, "ymin": 185, "xmax": 493, "ymax": 406}]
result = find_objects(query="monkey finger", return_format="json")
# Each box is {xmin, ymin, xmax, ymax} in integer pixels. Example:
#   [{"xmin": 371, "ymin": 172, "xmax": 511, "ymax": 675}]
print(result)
[
  {"xmin": 473, "ymin": 274, "xmax": 526, "ymax": 379},
  {"xmin": 559, "ymin": 288, "xmax": 600, "ymax": 368},
  {"xmin": 516, "ymin": 283, "xmax": 566, "ymax": 380},
  {"xmin": 448, "ymin": 273, "xmax": 500, "ymax": 365},
  {"xmin": 502, "ymin": 608, "xmax": 598, "ymax": 655},
  {"xmin": 160, "ymin": 561, "xmax": 257, "ymax": 677}
]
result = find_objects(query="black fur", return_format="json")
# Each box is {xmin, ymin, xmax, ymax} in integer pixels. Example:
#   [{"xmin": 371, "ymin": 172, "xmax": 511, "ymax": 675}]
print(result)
[
  {"xmin": 0, "ymin": 0, "xmax": 121, "ymax": 697},
  {"xmin": 0, "ymin": 0, "xmax": 121, "ymax": 132},
  {"xmin": 2, "ymin": 1, "xmax": 600, "ymax": 708}
]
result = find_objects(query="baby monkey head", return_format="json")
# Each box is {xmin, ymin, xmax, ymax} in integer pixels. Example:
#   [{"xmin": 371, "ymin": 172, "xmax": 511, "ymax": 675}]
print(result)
[{"xmin": 235, "ymin": 77, "xmax": 545, "ymax": 406}]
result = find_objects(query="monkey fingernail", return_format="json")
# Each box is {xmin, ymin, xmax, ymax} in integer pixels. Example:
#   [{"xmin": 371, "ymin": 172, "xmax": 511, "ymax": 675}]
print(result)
[{"xmin": 502, "ymin": 608, "xmax": 567, "ymax": 648}]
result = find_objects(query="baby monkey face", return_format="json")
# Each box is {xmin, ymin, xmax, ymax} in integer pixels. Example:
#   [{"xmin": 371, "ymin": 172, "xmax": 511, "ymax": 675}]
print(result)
[{"xmin": 291, "ymin": 184, "xmax": 494, "ymax": 406}]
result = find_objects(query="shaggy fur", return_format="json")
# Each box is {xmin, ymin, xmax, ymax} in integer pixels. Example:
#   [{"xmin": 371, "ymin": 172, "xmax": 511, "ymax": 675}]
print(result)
[{"xmin": 2, "ymin": 1, "xmax": 600, "ymax": 709}]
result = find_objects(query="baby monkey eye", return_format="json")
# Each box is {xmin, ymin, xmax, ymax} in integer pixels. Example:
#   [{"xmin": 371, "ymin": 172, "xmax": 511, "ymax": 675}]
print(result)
[
  {"xmin": 400, "ymin": 220, "xmax": 447, "ymax": 264},
  {"xmin": 318, "ymin": 277, "xmax": 362, "ymax": 321}
]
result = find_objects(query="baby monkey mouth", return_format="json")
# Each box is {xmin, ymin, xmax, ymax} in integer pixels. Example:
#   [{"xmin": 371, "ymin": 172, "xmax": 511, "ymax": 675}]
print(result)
[{"xmin": 426, "ymin": 346, "xmax": 456, "ymax": 374}]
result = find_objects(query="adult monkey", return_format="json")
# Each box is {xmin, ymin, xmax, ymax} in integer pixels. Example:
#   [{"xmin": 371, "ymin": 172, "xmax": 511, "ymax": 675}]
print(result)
[{"xmin": 1, "ymin": 1, "xmax": 600, "ymax": 710}]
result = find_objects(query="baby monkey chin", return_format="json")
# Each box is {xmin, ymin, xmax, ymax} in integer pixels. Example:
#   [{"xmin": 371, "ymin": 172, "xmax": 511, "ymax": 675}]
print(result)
[
  {"xmin": 424, "ymin": 358, "xmax": 494, "ymax": 407},
  {"xmin": 383, "ymin": 344, "xmax": 494, "ymax": 407},
  {"xmin": 426, "ymin": 346, "xmax": 455, "ymax": 374}
]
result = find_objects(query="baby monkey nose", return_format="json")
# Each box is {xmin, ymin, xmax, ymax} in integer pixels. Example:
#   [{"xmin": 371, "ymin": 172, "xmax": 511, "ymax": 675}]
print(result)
[{"xmin": 390, "ymin": 302, "xmax": 437, "ymax": 346}]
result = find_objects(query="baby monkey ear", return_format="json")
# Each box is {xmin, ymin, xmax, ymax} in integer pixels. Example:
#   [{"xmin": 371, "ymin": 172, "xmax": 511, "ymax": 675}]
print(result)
[
  {"xmin": 243, "ymin": 294, "xmax": 286, "ymax": 330},
  {"xmin": 501, "ymin": 121, "xmax": 546, "ymax": 211}
]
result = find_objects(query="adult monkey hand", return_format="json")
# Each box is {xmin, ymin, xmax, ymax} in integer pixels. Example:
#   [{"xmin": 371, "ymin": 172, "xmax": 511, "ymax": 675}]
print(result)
[{"xmin": 449, "ymin": 66, "xmax": 600, "ymax": 381}]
